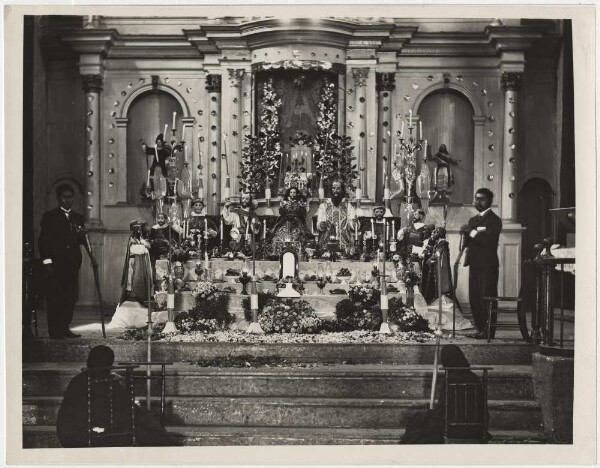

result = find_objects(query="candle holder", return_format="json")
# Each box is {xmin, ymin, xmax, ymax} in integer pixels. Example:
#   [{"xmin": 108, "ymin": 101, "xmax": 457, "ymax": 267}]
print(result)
[
  {"xmin": 239, "ymin": 271, "xmax": 251, "ymax": 295},
  {"xmin": 316, "ymin": 277, "xmax": 327, "ymax": 295},
  {"xmin": 326, "ymin": 237, "xmax": 339, "ymax": 262}
]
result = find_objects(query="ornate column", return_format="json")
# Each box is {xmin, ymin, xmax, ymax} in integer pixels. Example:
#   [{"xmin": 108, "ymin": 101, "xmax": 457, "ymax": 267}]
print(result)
[
  {"xmin": 206, "ymin": 74, "xmax": 222, "ymax": 214},
  {"xmin": 500, "ymin": 71, "xmax": 522, "ymax": 222},
  {"xmin": 82, "ymin": 74, "xmax": 103, "ymax": 226},
  {"xmin": 226, "ymin": 68, "xmax": 244, "ymax": 198},
  {"xmin": 376, "ymin": 72, "xmax": 395, "ymax": 201},
  {"xmin": 352, "ymin": 68, "xmax": 369, "ymax": 198}
]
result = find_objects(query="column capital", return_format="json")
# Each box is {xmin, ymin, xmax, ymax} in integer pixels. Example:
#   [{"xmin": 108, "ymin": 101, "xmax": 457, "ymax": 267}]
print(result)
[
  {"xmin": 501, "ymin": 71, "xmax": 523, "ymax": 91},
  {"xmin": 352, "ymin": 68, "xmax": 369, "ymax": 88},
  {"xmin": 82, "ymin": 74, "xmax": 103, "ymax": 93},
  {"xmin": 376, "ymin": 72, "xmax": 396, "ymax": 92},
  {"xmin": 227, "ymin": 68, "xmax": 244, "ymax": 87},
  {"xmin": 205, "ymin": 74, "xmax": 222, "ymax": 93}
]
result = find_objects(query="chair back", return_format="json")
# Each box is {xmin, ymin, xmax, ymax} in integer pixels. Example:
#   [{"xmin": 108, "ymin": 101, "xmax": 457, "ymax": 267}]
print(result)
[
  {"xmin": 441, "ymin": 366, "xmax": 491, "ymax": 443},
  {"xmin": 85, "ymin": 365, "xmax": 138, "ymax": 447}
]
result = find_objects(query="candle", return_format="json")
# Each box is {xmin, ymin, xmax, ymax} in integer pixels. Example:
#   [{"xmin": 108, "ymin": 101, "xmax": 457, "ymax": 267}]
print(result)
[
  {"xmin": 401, "ymin": 121, "xmax": 404, "ymax": 136},
  {"xmin": 355, "ymin": 218, "xmax": 358, "ymax": 241},
  {"xmin": 172, "ymin": 112, "xmax": 177, "ymax": 129},
  {"xmin": 220, "ymin": 217, "xmax": 224, "ymax": 241},
  {"xmin": 265, "ymin": 187, "xmax": 271, "ymax": 200},
  {"xmin": 386, "ymin": 222, "xmax": 390, "ymax": 242},
  {"xmin": 392, "ymin": 220, "xmax": 396, "ymax": 240},
  {"xmin": 409, "ymin": 109, "xmax": 412, "ymax": 127},
  {"xmin": 424, "ymin": 139, "xmax": 428, "ymax": 158},
  {"xmin": 204, "ymin": 218, "xmax": 208, "ymax": 237},
  {"xmin": 371, "ymin": 218, "xmax": 375, "ymax": 239},
  {"xmin": 263, "ymin": 219, "xmax": 267, "ymax": 239},
  {"xmin": 245, "ymin": 220, "xmax": 249, "ymax": 239},
  {"xmin": 419, "ymin": 121, "xmax": 423, "ymax": 140},
  {"xmin": 163, "ymin": 124, "xmax": 168, "ymax": 138}
]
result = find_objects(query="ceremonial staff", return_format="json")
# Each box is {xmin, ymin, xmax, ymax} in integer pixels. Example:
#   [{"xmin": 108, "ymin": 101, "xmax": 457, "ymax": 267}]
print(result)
[
  {"xmin": 429, "ymin": 250, "xmax": 444, "ymax": 409},
  {"xmin": 80, "ymin": 226, "xmax": 106, "ymax": 338}
]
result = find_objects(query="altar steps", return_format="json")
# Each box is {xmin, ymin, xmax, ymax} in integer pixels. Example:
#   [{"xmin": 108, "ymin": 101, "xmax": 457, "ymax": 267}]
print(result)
[
  {"xmin": 23, "ymin": 425, "xmax": 548, "ymax": 448},
  {"xmin": 27, "ymin": 339, "xmax": 534, "ymax": 365},
  {"xmin": 22, "ymin": 361, "xmax": 545, "ymax": 446},
  {"xmin": 23, "ymin": 363, "xmax": 535, "ymax": 400}
]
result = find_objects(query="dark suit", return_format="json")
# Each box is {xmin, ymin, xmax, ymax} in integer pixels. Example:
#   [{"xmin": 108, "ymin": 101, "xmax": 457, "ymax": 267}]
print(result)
[
  {"xmin": 38, "ymin": 207, "xmax": 85, "ymax": 337},
  {"xmin": 463, "ymin": 210, "xmax": 502, "ymax": 333}
]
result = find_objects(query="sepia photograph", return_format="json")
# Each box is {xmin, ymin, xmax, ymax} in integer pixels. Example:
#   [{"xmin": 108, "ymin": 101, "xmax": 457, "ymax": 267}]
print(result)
[{"xmin": 5, "ymin": 3, "xmax": 596, "ymax": 465}]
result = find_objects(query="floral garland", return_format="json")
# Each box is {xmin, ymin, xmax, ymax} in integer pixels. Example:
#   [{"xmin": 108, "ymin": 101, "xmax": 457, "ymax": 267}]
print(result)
[
  {"xmin": 313, "ymin": 78, "xmax": 358, "ymax": 191},
  {"xmin": 239, "ymin": 78, "xmax": 282, "ymax": 195}
]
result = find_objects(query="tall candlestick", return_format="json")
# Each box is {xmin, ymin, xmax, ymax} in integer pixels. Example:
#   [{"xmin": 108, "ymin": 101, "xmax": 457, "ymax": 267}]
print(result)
[
  {"xmin": 401, "ymin": 121, "xmax": 404, "ymax": 136},
  {"xmin": 163, "ymin": 124, "xmax": 168, "ymax": 138},
  {"xmin": 204, "ymin": 217, "xmax": 208, "ymax": 236},
  {"xmin": 263, "ymin": 219, "xmax": 267, "ymax": 239},
  {"xmin": 409, "ymin": 109, "xmax": 412, "ymax": 127},
  {"xmin": 392, "ymin": 220, "xmax": 396, "ymax": 240},
  {"xmin": 371, "ymin": 218, "xmax": 375, "ymax": 239},
  {"xmin": 172, "ymin": 112, "xmax": 177, "ymax": 129},
  {"xmin": 245, "ymin": 220, "xmax": 249, "ymax": 239},
  {"xmin": 220, "ymin": 217, "xmax": 224, "ymax": 241},
  {"xmin": 354, "ymin": 218, "xmax": 358, "ymax": 242},
  {"xmin": 265, "ymin": 187, "xmax": 271, "ymax": 200},
  {"xmin": 419, "ymin": 121, "xmax": 423, "ymax": 140}
]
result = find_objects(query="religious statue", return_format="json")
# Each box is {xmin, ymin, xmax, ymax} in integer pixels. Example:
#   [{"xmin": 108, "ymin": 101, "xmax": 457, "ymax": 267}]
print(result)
[
  {"xmin": 362, "ymin": 205, "xmax": 386, "ymax": 254},
  {"xmin": 398, "ymin": 209, "xmax": 434, "ymax": 273},
  {"xmin": 119, "ymin": 220, "xmax": 152, "ymax": 306},
  {"xmin": 221, "ymin": 192, "xmax": 261, "ymax": 252},
  {"xmin": 420, "ymin": 226, "xmax": 454, "ymax": 304},
  {"xmin": 149, "ymin": 212, "xmax": 181, "ymax": 262},
  {"xmin": 316, "ymin": 179, "xmax": 357, "ymax": 253},
  {"xmin": 141, "ymin": 134, "xmax": 183, "ymax": 186},
  {"xmin": 269, "ymin": 187, "xmax": 311, "ymax": 251},
  {"xmin": 430, "ymin": 144, "xmax": 460, "ymax": 202},
  {"xmin": 187, "ymin": 199, "xmax": 218, "ymax": 254}
]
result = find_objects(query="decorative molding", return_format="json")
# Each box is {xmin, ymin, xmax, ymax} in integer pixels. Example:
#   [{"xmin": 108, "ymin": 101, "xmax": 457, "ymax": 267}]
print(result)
[
  {"xmin": 151, "ymin": 75, "xmax": 159, "ymax": 89},
  {"xmin": 82, "ymin": 74, "xmax": 103, "ymax": 93},
  {"xmin": 205, "ymin": 74, "xmax": 222, "ymax": 93},
  {"xmin": 501, "ymin": 71, "xmax": 523, "ymax": 91},
  {"xmin": 251, "ymin": 60, "xmax": 346, "ymax": 75},
  {"xmin": 352, "ymin": 68, "xmax": 369, "ymax": 87},
  {"xmin": 227, "ymin": 68, "xmax": 245, "ymax": 87},
  {"xmin": 375, "ymin": 72, "xmax": 395, "ymax": 92}
]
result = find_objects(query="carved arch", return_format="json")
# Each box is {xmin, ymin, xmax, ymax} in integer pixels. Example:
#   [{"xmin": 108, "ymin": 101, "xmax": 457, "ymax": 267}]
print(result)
[{"xmin": 120, "ymin": 84, "xmax": 191, "ymax": 119}]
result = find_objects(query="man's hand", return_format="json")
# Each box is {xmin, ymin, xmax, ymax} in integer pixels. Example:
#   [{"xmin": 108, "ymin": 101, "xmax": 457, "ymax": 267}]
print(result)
[{"xmin": 43, "ymin": 264, "xmax": 54, "ymax": 278}]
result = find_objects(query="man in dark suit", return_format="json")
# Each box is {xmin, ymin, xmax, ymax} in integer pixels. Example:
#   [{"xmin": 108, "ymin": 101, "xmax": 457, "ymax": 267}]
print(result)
[
  {"xmin": 38, "ymin": 184, "xmax": 87, "ymax": 339},
  {"xmin": 460, "ymin": 188, "xmax": 502, "ymax": 339}
]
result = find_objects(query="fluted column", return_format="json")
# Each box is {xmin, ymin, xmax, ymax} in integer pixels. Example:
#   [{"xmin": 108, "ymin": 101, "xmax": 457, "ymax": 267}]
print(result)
[
  {"xmin": 206, "ymin": 74, "xmax": 222, "ymax": 215},
  {"xmin": 352, "ymin": 68, "xmax": 369, "ymax": 198},
  {"xmin": 82, "ymin": 74, "xmax": 103, "ymax": 226},
  {"xmin": 500, "ymin": 72, "xmax": 522, "ymax": 222},
  {"xmin": 226, "ymin": 68, "xmax": 244, "ymax": 198},
  {"xmin": 376, "ymin": 72, "xmax": 395, "ymax": 201}
]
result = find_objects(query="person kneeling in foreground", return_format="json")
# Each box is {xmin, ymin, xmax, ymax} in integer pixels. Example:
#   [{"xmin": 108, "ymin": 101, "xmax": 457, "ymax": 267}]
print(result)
[
  {"xmin": 57, "ymin": 345, "xmax": 171, "ymax": 447},
  {"xmin": 399, "ymin": 344, "xmax": 491, "ymax": 444}
]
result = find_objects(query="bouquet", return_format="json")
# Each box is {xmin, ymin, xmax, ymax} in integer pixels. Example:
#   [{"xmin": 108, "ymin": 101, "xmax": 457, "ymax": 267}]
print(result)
[{"xmin": 258, "ymin": 299, "xmax": 322, "ymax": 333}]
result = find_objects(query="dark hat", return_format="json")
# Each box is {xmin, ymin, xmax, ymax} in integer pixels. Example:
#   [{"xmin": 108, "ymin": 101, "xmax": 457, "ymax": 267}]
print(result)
[
  {"xmin": 192, "ymin": 198, "xmax": 205, "ymax": 207},
  {"xmin": 373, "ymin": 204, "xmax": 385, "ymax": 212},
  {"xmin": 155, "ymin": 133, "xmax": 164, "ymax": 143}
]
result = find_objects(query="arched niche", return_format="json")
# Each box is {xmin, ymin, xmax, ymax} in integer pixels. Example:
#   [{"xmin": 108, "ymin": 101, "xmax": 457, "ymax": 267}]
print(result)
[
  {"xmin": 125, "ymin": 90, "xmax": 184, "ymax": 204},
  {"xmin": 417, "ymin": 88, "xmax": 477, "ymax": 204}
]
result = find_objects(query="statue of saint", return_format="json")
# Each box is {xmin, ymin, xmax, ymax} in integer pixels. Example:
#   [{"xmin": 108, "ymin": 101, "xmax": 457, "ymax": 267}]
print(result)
[
  {"xmin": 119, "ymin": 220, "xmax": 152, "ymax": 306},
  {"xmin": 270, "ymin": 187, "xmax": 311, "ymax": 246},
  {"xmin": 398, "ymin": 209, "xmax": 434, "ymax": 273},
  {"xmin": 316, "ymin": 180, "xmax": 357, "ymax": 252},
  {"xmin": 149, "ymin": 212, "xmax": 181, "ymax": 262},
  {"xmin": 431, "ymin": 144, "xmax": 460, "ymax": 200},
  {"xmin": 221, "ymin": 192, "xmax": 261, "ymax": 252},
  {"xmin": 188, "ymin": 199, "xmax": 218, "ymax": 253}
]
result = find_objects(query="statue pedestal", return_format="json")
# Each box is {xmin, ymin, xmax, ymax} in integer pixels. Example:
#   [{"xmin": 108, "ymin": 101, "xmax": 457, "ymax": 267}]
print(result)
[{"xmin": 277, "ymin": 283, "xmax": 301, "ymax": 298}]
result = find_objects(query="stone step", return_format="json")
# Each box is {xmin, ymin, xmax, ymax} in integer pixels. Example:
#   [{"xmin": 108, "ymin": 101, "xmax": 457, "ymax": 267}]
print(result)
[
  {"xmin": 23, "ymin": 396, "xmax": 543, "ymax": 430},
  {"xmin": 23, "ymin": 425, "xmax": 548, "ymax": 448},
  {"xmin": 28, "ymin": 339, "xmax": 534, "ymax": 365},
  {"xmin": 22, "ymin": 363, "xmax": 535, "ymax": 400}
]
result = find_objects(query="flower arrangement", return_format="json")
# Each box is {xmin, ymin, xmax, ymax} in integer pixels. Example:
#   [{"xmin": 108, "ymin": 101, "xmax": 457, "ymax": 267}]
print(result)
[
  {"xmin": 177, "ymin": 280, "xmax": 234, "ymax": 332},
  {"xmin": 334, "ymin": 299, "xmax": 382, "ymax": 331},
  {"xmin": 239, "ymin": 78, "xmax": 282, "ymax": 196},
  {"xmin": 388, "ymin": 297, "xmax": 431, "ymax": 332},
  {"xmin": 313, "ymin": 78, "xmax": 358, "ymax": 191},
  {"xmin": 258, "ymin": 299, "xmax": 322, "ymax": 334},
  {"xmin": 399, "ymin": 268, "xmax": 421, "ymax": 286},
  {"xmin": 349, "ymin": 284, "xmax": 380, "ymax": 309}
]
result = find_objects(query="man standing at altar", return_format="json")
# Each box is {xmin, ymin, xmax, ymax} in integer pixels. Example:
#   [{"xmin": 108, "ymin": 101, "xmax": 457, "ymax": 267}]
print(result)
[
  {"xmin": 38, "ymin": 184, "xmax": 85, "ymax": 339},
  {"xmin": 461, "ymin": 188, "xmax": 502, "ymax": 339},
  {"xmin": 221, "ymin": 192, "xmax": 260, "ymax": 251},
  {"xmin": 316, "ymin": 179, "xmax": 357, "ymax": 252}
]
